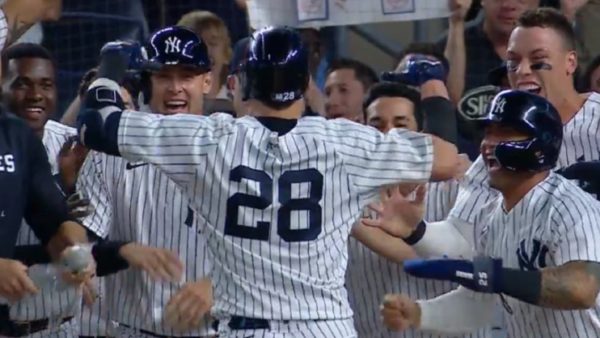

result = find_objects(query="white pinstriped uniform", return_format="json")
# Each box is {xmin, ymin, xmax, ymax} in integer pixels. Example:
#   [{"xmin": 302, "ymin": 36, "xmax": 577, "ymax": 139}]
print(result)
[
  {"xmin": 6, "ymin": 120, "xmax": 79, "ymax": 338},
  {"xmin": 449, "ymin": 93, "xmax": 600, "ymax": 228},
  {"xmin": 76, "ymin": 150, "xmax": 214, "ymax": 338},
  {"xmin": 478, "ymin": 173, "xmax": 600, "ymax": 337},
  {"xmin": 346, "ymin": 180, "xmax": 490, "ymax": 338},
  {"xmin": 112, "ymin": 111, "xmax": 433, "ymax": 337}
]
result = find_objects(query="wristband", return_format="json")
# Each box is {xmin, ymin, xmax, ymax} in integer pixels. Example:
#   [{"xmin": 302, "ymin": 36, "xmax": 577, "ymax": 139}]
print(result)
[{"xmin": 404, "ymin": 220, "xmax": 427, "ymax": 245}]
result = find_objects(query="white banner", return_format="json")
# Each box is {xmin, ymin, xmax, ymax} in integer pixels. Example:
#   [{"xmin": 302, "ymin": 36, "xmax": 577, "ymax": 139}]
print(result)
[{"xmin": 247, "ymin": 0, "xmax": 450, "ymax": 29}]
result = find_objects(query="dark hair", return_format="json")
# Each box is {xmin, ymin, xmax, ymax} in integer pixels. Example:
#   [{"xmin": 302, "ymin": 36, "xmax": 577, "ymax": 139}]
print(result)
[
  {"xmin": 362, "ymin": 81, "xmax": 422, "ymax": 130},
  {"xmin": 397, "ymin": 42, "xmax": 450, "ymax": 74},
  {"xmin": 517, "ymin": 8, "xmax": 576, "ymax": 51},
  {"xmin": 581, "ymin": 54, "xmax": 600, "ymax": 92},
  {"xmin": 327, "ymin": 58, "xmax": 379, "ymax": 90},
  {"xmin": 2, "ymin": 43, "xmax": 55, "ymax": 77}
]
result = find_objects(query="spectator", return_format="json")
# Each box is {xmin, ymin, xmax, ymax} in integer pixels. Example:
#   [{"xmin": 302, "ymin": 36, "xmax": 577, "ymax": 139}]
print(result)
[
  {"xmin": 178, "ymin": 10, "xmax": 232, "ymax": 100},
  {"xmin": 581, "ymin": 54, "xmax": 600, "ymax": 93},
  {"xmin": 438, "ymin": 0, "xmax": 539, "ymax": 106},
  {"xmin": 324, "ymin": 58, "xmax": 378, "ymax": 123}
]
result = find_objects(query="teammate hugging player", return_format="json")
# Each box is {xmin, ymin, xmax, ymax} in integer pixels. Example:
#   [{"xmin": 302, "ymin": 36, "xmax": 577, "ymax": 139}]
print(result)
[
  {"xmin": 76, "ymin": 25, "xmax": 460, "ymax": 337},
  {"xmin": 381, "ymin": 90, "xmax": 600, "ymax": 337},
  {"xmin": 77, "ymin": 26, "xmax": 215, "ymax": 338}
]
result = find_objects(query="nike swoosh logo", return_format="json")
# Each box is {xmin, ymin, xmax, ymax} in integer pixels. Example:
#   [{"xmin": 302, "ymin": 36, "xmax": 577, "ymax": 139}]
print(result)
[{"xmin": 126, "ymin": 162, "xmax": 148, "ymax": 170}]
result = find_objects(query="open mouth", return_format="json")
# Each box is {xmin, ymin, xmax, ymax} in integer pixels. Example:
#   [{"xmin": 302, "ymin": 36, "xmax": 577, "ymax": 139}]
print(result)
[
  {"xmin": 517, "ymin": 83, "xmax": 542, "ymax": 95},
  {"xmin": 24, "ymin": 106, "xmax": 45, "ymax": 118},
  {"xmin": 164, "ymin": 100, "xmax": 188, "ymax": 113},
  {"xmin": 485, "ymin": 155, "xmax": 502, "ymax": 171}
]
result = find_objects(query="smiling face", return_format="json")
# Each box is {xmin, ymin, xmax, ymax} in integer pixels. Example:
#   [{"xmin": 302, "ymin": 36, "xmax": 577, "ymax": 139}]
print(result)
[
  {"xmin": 324, "ymin": 68, "xmax": 367, "ymax": 123},
  {"xmin": 149, "ymin": 65, "xmax": 212, "ymax": 115},
  {"xmin": 5, "ymin": 57, "xmax": 56, "ymax": 135},
  {"xmin": 507, "ymin": 26, "xmax": 577, "ymax": 105},
  {"xmin": 365, "ymin": 96, "xmax": 418, "ymax": 133}
]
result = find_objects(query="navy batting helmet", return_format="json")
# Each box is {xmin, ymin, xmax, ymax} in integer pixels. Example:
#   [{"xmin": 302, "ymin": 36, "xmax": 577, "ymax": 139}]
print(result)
[
  {"xmin": 240, "ymin": 26, "xmax": 309, "ymax": 109},
  {"xmin": 482, "ymin": 90, "xmax": 562, "ymax": 172},
  {"xmin": 141, "ymin": 26, "xmax": 211, "ymax": 104}
]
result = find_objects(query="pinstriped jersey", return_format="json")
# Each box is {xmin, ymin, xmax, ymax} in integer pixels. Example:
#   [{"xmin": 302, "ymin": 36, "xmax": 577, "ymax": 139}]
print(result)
[
  {"xmin": 10, "ymin": 120, "xmax": 81, "ymax": 322},
  {"xmin": 115, "ymin": 112, "xmax": 433, "ymax": 320},
  {"xmin": 76, "ymin": 150, "xmax": 214, "ymax": 336},
  {"xmin": 479, "ymin": 173, "xmax": 600, "ymax": 337},
  {"xmin": 449, "ymin": 93, "xmax": 600, "ymax": 227},
  {"xmin": 347, "ymin": 180, "xmax": 490, "ymax": 338}
]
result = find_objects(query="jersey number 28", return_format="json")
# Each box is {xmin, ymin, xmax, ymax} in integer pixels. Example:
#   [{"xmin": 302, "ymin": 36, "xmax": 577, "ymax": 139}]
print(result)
[{"xmin": 225, "ymin": 165, "xmax": 323, "ymax": 242}]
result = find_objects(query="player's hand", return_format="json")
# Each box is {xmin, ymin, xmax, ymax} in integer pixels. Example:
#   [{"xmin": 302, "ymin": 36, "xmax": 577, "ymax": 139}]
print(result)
[
  {"xmin": 164, "ymin": 278, "xmax": 213, "ymax": 332},
  {"xmin": 58, "ymin": 244, "xmax": 96, "ymax": 286},
  {"xmin": 81, "ymin": 278, "xmax": 98, "ymax": 308},
  {"xmin": 362, "ymin": 184, "xmax": 426, "ymax": 238},
  {"xmin": 381, "ymin": 294, "xmax": 421, "ymax": 331},
  {"xmin": 0, "ymin": 258, "xmax": 38, "ymax": 303},
  {"xmin": 58, "ymin": 136, "xmax": 89, "ymax": 194},
  {"xmin": 118, "ymin": 244, "xmax": 183, "ymax": 282},
  {"xmin": 448, "ymin": 0, "xmax": 473, "ymax": 24},
  {"xmin": 381, "ymin": 54, "xmax": 446, "ymax": 87},
  {"xmin": 560, "ymin": 0, "xmax": 589, "ymax": 21},
  {"xmin": 3, "ymin": 0, "xmax": 63, "ymax": 23},
  {"xmin": 66, "ymin": 192, "xmax": 93, "ymax": 220}
]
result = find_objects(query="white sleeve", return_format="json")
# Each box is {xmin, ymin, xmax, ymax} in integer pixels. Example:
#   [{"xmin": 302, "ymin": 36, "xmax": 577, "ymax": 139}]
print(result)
[
  {"xmin": 330, "ymin": 121, "xmax": 433, "ymax": 196},
  {"xmin": 0, "ymin": 9, "xmax": 8, "ymax": 52},
  {"xmin": 448, "ymin": 155, "xmax": 498, "ymax": 225},
  {"xmin": 413, "ymin": 217, "xmax": 475, "ymax": 259},
  {"xmin": 76, "ymin": 152, "xmax": 112, "ymax": 239},
  {"xmin": 118, "ymin": 110, "xmax": 233, "ymax": 188},
  {"xmin": 417, "ymin": 286, "xmax": 496, "ymax": 334},
  {"xmin": 552, "ymin": 194, "xmax": 600, "ymax": 265}
]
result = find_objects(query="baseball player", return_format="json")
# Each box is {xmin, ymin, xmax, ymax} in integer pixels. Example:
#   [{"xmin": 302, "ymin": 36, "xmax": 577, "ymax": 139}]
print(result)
[
  {"xmin": 76, "ymin": 26, "xmax": 460, "ymax": 337},
  {"xmin": 77, "ymin": 26, "xmax": 215, "ymax": 338},
  {"xmin": 381, "ymin": 8, "xmax": 600, "ymax": 264},
  {"xmin": 0, "ymin": 42, "xmax": 90, "ymax": 338},
  {"xmin": 347, "ymin": 79, "xmax": 487, "ymax": 338},
  {"xmin": 382, "ymin": 90, "xmax": 600, "ymax": 337}
]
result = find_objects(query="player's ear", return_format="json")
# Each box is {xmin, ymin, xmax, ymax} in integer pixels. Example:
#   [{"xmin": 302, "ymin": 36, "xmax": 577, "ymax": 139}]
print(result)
[
  {"xmin": 202, "ymin": 71, "xmax": 213, "ymax": 95},
  {"xmin": 566, "ymin": 50, "xmax": 577, "ymax": 77}
]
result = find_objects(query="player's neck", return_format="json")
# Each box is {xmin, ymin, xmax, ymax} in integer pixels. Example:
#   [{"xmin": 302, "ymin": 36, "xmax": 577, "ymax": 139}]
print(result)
[
  {"xmin": 552, "ymin": 88, "xmax": 586, "ymax": 124},
  {"xmin": 500, "ymin": 171, "xmax": 549, "ymax": 212},
  {"xmin": 250, "ymin": 100, "xmax": 305, "ymax": 119}
]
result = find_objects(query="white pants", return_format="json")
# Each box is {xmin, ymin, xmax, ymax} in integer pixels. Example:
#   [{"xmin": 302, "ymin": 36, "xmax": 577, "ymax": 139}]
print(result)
[{"xmin": 216, "ymin": 318, "xmax": 357, "ymax": 338}]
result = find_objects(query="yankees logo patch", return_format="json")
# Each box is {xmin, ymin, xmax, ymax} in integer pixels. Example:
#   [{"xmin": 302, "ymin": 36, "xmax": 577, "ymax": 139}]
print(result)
[
  {"xmin": 165, "ymin": 36, "xmax": 181, "ymax": 54},
  {"xmin": 516, "ymin": 239, "xmax": 548, "ymax": 271}
]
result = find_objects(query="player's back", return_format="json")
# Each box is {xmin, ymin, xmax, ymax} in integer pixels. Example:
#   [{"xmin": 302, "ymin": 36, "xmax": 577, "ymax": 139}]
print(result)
[
  {"xmin": 481, "ymin": 173, "xmax": 600, "ymax": 338},
  {"xmin": 178, "ymin": 114, "xmax": 433, "ymax": 320}
]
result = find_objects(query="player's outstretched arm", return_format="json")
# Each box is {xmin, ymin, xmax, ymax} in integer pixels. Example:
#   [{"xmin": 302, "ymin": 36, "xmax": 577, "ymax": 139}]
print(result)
[
  {"xmin": 535, "ymin": 261, "xmax": 600, "ymax": 309},
  {"xmin": 381, "ymin": 287, "xmax": 495, "ymax": 334},
  {"xmin": 404, "ymin": 256, "xmax": 600, "ymax": 310},
  {"xmin": 361, "ymin": 184, "xmax": 474, "ymax": 259}
]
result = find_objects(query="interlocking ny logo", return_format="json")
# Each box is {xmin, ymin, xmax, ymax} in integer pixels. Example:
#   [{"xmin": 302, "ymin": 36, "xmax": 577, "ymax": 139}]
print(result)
[
  {"xmin": 493, "ymin": 97, "xmax": 507, "ymax": 115},
  {"xmin": 516, "ymin": 239, "xmax": 548, "ymax": 271},
  {"xmin": 165, "ymin": 36, "xmax": 181, "ymax": 54}
]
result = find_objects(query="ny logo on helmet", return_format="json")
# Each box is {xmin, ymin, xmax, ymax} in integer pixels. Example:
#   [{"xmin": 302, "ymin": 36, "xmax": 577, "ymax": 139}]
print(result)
[
  {"xmin": 493, "ymin": 97, "xmax": 507, "ymax": 115},
  {"xmin": 165, "ymin": 37, "xmax": 181, "ymax": 54}
]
